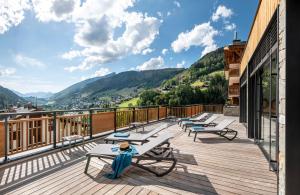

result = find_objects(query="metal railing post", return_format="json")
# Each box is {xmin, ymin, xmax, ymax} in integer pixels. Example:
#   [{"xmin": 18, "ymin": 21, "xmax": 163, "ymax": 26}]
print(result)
[
  {"xmin": 114, "ymin": 108, "xmax": 117, "ymax": 132},
  {"xmin": 146, "ymin": 108, "xmax": 149, "ymax": 123},
  {"xmin": 4, "ymin": 117, "xmax": 8, "ymax": 162},
  {"xmin": 132, "ymin": 107, "xmax": 135, "ymax": 123},
  {"xmin": 89, "ymin": 109, "xmax": 93, "ymax": 139},
  {"xmin": 53, "ymin": 112, "xmax": 57, "ymax": 149}
]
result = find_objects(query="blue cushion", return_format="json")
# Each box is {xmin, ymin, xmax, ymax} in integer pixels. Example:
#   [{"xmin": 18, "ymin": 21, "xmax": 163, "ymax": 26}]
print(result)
[
  {"xmin": 114, "ymin": 132, "xmax": 130, "ymax": 137},
  {"xmin": 191, "ymin": 126, "xmax": 205, "ymax": 132}
]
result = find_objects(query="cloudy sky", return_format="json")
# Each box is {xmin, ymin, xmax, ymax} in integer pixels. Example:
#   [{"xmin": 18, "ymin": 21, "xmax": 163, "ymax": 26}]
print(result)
[{"xmin": 0, "ymin": 0, "xmax": 258, "ymax": 93}]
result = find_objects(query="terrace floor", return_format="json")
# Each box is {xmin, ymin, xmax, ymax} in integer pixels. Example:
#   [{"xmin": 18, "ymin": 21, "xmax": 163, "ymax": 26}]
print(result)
[{"xmin": 0, "ymin": 115, "xmax": 277, "ymax": 195}]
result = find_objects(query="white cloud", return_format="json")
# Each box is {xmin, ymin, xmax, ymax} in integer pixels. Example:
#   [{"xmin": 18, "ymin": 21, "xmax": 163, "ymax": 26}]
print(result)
[
  {"xmin": 174, "ymin": 1, "xmax": 181, "ymax": 8},
  {"xmin": 171, "ymin": 22, "xmax": 218, "ymax": 56},
  {"xmin": 136, "ymin": 56, "xmax": 164, "ymax": 71},
  {"xmin": 0, "ymin": 0, "xmax": 31, "ymax": 34},
  {"xmin": 64, "ymin": 11, "xmax": 162, "ymax": 71},
  {"xmin": 211, "ymin": 5, "xmax": 233, "ymax": 22},
  {"xmin": 74, "ymin": 16, "xmax": 112, "ymax": 47},
  {"xmin": 225, "ymin": 23, "xmax": 236, "ymax": 31},
  {"xmin": 176, "ymin": 60, "xmax": 185, "ymax": 68},
  {"xmin": 0, "ymin": 67, "xmax": 16, "ymax": 77},
  {"xmin": 93, "ymin": 67, "xmax": 110, "ymax": 77},
  {"xmin": 31, "ymin": 0, "xmax": 79, "ymax": 22},
  {"xmin": 161, "ymin": 48, "xmax": 168, "ymax": 55},
  {"xmin": 142, "ymin": 48, "xmax": 154, "ymax": 55},
  {"xmin": 14, "ymin": 54, "xmax": 46, "ymax": 68},
  {"xmin": 167, "ymin": 11, "xmax": 171, "ymax": 16},
  {"xmin": 80, "ymin": 67, "xmax": 111, "ymax": 81},
  {"xmin": 0, "ymin": 0, "xmax": 162, "ymax": 73},
  {"xmin": 157, "ymin": 11, "xmax": 162, "ymax": 17},
  {"xmin": 61, "ymin": 50, "xmax": 82, "ymax": 60}
]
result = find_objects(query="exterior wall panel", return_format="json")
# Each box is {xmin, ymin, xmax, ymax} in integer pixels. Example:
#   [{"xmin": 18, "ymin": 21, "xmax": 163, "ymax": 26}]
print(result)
[{"xmin": 241, "ymin": 0, "xmax": 281, "ymax": 75}]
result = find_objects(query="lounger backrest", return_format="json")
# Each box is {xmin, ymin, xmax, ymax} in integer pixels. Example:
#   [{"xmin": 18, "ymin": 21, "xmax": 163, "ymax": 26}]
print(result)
[
  {"xmin": 204, "ymin": 114, "xmax": 218, "ymax": 124},
  {"xmin": 215, "ymin": 119, "xmax": 235, "ymax": 130},
  {"xmin": 143, "ymin": 123, "xmax": 168, "ymax": 139},
  {"xmin": 136, "ymin": 132, "xmax": 174, "ymax": 155},
  {"xmin": 195, "ymin": 113, "xmax": 208, "ymax": 120}
]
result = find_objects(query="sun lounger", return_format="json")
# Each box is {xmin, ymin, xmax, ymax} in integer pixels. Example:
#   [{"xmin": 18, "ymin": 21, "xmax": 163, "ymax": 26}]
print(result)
[
  {"xmin": 182, "ymin": 114, "xmax": 219, "ymax": 131},
  {"xmin": 178, "ymin": 112, "xmax": 209, "ymax": 126},
  {"xmin": 85, "ymin": 132, "xmax": 176, "ymax": 177},
  {"xmin": 188, "ymin": 119, "xmax": 237, "ymax": 141},
  {"xmin": 105, "ymin": 123, "xmax": 168, "ymax": 144}
]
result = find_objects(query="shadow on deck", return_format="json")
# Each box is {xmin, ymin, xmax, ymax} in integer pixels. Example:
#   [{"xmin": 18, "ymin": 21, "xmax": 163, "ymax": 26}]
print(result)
[{"xmin": 0, "ymin": 117, "xmax": 277, "ymax": 195}]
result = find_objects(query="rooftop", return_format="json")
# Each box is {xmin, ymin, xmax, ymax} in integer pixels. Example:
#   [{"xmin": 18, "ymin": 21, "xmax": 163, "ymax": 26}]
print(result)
[{"xmin": 0, "ymin": 116, "xmax": 277, "ymax": 195}]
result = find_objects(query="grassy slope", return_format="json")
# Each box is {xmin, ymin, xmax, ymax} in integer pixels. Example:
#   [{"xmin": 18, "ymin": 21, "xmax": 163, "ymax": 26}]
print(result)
[{"xmin": 118, "ymin": 97, "xmax": 139, "ymax": 107}]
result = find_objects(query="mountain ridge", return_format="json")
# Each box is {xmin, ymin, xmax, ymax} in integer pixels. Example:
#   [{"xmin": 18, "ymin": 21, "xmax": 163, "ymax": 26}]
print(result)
[{"xmin": 51, "ymin": 68, "xmax": 184, "ymax": 107}]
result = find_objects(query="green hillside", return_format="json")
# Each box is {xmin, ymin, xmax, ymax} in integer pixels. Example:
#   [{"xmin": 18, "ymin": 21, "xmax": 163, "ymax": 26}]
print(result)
[
  {"xmin": 0, "ymin": 86, "xmax": 26, "ymax": 109},
  {"xmin": 51, "ymin": 68, "xmax": 184, "ymax": 107},
  {"xmin": 119, "ymin": 97, "xmax": 139, "ymax": 107},
  {"xmin": 162, "ymin": 47, "xmax": 225, "ymax": 89},
  {"xmin": 138, "ymin": 48, "xmax": 227, "ymax": 106}
]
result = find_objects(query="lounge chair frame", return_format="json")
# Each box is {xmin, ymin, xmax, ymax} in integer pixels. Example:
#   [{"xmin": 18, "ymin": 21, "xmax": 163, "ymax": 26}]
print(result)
[
  {"xmin": 182, "ymin": 115, "xmax": 219, "ymax": 131},
  {"xmin": 104, "ymin": 124, "xmax": 168, "ymax": 144},
  {"xmin": 85, "ymin": 146, "xmax": 176, "ymax": 177},
  {"xmin": 188, "ymin": 127, "xmax": 238, "ymax": 141},
  {"xmin": 178, "ymin": 113, "xmax": 209, "ymax": 126},
  {"xmin": 187, "ymin": 119, "xmax": 237, "ymax": 141},
  {"xmin": 85, "ymin": 133, "xmax": 177, "ymax": 177}
]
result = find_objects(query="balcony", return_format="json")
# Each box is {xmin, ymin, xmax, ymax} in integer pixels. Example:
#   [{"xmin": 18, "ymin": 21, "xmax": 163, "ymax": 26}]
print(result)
[
  {"xmin": 228, "ymin": 85, "xmax": 240, "ymax": 97},
  {"xmin": 228, "ymin": 68, "xmax": 240, "ymax": 77},
  {"xmin": 0, "ymin": 106, "xmax": 277, "ymax": 194}
]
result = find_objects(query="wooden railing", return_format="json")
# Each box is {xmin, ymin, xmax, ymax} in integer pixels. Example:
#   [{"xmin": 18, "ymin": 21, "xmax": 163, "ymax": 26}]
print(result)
[{"xmin": 0, "ymin": 104, "xmax": 223, "ymax": 162}]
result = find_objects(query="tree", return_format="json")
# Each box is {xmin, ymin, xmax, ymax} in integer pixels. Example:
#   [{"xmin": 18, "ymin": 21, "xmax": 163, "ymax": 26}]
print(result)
[
  {"xmin": 205, "ymin": 74, "xmax": 227, "ymax": 104},
  {"xmin": 139, "ymin": 90, "xmax": 161, "ymax": 106}
]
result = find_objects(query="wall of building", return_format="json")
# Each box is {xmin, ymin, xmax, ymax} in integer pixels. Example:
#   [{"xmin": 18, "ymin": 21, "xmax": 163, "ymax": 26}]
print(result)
[
  {"xmin": 0, "ymin": 122, "xmax": 5, "ymax": 157},
  {"xmin": 240, "ymin": 0, "xmax": 281, "ymax": 75},
  {"xmin": 278, "ymin": 0, "xmax": 286, "ymax": 194}
]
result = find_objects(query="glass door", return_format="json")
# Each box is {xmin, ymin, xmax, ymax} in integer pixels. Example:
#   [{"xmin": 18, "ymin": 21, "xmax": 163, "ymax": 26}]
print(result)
[{"xmin": 270, "ymin": 50, "xmax": 278, "ymax": 169}]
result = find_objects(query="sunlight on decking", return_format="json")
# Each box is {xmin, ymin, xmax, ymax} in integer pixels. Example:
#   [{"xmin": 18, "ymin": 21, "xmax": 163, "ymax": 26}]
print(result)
[{"xmin": 0, "ymin": 116, "xmax": 277, "ymax": 195}]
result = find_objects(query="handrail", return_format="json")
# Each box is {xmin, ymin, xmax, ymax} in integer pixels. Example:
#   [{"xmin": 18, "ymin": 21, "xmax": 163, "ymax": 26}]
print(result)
[{"xmin": 0, "ymin": 104, "xmax": 223, "ymax": 163}]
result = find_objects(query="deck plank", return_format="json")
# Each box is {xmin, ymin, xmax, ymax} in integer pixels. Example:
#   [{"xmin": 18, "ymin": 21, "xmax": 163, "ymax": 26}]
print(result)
[{"xmin": 0, "ymin": 117, "xmax": 277, "ymax": 195}]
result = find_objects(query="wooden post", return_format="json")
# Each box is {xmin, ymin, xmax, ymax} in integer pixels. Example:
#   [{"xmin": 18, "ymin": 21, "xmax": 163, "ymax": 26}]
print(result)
[
  {"xmin": 165, "ymin": 106, "xmax": 168, "ymax": 118},
  {"xmin": 114, "ymin": 108, "xmax": 117, "ymax": 132},
  {"xmin": 53, "ymin": 112, "xmax": 57, "ymax": 149},
  {"xmin": 132, "ymin": 107, "xmax": 135, "ymax": 123},
  {"xmin": 89, "ymin": 110, "xmax": 93, "ymax": 139},
  {"xmin": 157, "ymin": 106, "xmax": 160, "ymax": 121},
  {"xmin": 4, "ymin": 117, "xmax": 8, "ymax": 162},
  {"xmin": 146, "ymin": 108, "xmax": 149, "ymax": 123}
]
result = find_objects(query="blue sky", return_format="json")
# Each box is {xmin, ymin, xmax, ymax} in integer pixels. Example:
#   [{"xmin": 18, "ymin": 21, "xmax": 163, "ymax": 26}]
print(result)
[{"xmin": 0, "ymin": 0, "xmax": 258, "ymax": 93}]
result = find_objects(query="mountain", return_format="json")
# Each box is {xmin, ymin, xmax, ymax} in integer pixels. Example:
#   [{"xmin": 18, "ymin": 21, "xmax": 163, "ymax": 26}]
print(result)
[
  {"xmin": 51, "ymin": 69, "xmax": 184, "ymax": 106},
  {"xmin": 0, "ymin": 86, "xmax": 27, "ymax": 109},
  {"xmin": 52, "ymin": 72, "xmax": 116, "ymax": 101},
  {"xmin": 23, "ymin": 92, "xmax": 54, "ymax": 99},
  {"xmin": 12, "ymin": 90, "xmax": 54, "ymax": 99},
  {"xmin": 162, "ymin": 47, "xmax": 225, "ymax": 89}
]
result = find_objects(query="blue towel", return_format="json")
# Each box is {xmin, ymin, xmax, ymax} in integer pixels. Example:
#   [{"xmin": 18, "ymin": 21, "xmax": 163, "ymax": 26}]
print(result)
[
  {"xmin": 182, "ymin": 121, "xmax": 193, "ymax": 125},
  {"xmin": 192, "ymin": 126, "xmax": 205, "ymax": 131},
  {"xmin": 105, "ymin": 145, "xmax": 138, "ymax": 179},
  {"xmin": 114, "ymin": 132, "xmax": 130, "ymax": 137}
]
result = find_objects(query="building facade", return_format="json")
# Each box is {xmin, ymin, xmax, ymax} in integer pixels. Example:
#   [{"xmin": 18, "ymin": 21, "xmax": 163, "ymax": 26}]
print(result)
[
  {"xmin": 239, "ymin": 0, "xmax": 300, "ymax": 194},
  {"xmin": 224, "ymin": 39, "xmax": 246, "ymax": 105}
]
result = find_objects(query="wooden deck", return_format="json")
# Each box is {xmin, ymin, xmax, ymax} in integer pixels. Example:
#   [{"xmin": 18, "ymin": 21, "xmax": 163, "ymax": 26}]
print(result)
[{"xmin": 0, "ymin": 116, "xmax": 277, "ymax": 195}]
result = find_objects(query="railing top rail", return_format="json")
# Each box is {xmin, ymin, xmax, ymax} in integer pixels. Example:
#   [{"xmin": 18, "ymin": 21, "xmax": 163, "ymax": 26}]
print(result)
[
  {"xmin": 0, "ymin": 105, "xmax": 164, "ymax": 117},
  {"xmin": 0, "ymin": 104, "xmax": 223, "ymax": 118}
]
